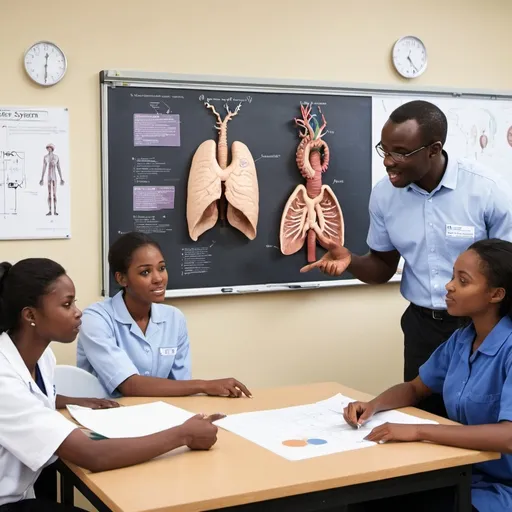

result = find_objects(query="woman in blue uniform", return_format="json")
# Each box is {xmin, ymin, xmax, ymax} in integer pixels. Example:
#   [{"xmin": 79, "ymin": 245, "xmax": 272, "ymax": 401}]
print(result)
[
  {"xmin": 77, "ymin": 231, "xmax": 251, "ymax": 398},
  {"xmin": 344, "ymin": 238, "xmax": 512, "ymax": 512}
]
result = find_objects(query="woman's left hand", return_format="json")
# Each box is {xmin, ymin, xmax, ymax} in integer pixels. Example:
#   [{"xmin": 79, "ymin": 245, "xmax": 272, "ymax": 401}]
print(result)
[
  {"xmin": 72, "ymin": 397, "xmax": 120, "ymax": 409},
  {"xmin": 364, "ymin": 423, "xmax": 421, "ymax": 443}
]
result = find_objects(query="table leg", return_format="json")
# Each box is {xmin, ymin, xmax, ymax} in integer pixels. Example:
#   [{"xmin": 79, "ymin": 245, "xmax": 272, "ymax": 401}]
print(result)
[
  {"xmin": 455, "ymin": 468, "xmax": 472, "ymax": 512},
  {"xmin": 56, "ymin": 460, "xmax": 75, "ymax": 506}
]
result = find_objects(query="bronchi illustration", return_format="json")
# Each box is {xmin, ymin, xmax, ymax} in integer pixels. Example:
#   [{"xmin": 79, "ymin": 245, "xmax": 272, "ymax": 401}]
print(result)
[
  {"xmin": 280, "ymin": 104, "xmax": 344, "ymax": 262},
  {"xmin": 186, "ymin": 102, "xmax": 259, "ymax": 241}
]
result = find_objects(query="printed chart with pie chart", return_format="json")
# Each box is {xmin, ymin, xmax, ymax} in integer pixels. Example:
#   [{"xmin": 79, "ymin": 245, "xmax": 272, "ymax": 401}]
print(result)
[{"xmin": 214, "ymin": 394, "xmax": 439, "ymax": 461}]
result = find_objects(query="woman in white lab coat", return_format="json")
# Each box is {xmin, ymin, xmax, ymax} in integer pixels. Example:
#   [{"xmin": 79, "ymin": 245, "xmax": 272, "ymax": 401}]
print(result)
[{"xmin": 0, "ymin": 258, "xmax": 223, "ymax": 512}]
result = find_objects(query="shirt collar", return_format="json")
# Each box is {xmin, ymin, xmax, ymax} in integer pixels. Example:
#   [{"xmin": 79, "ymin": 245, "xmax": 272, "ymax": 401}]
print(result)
[
  {"xmin": 438, "ymin": 151, "xmax": 458, "ymax": 190},
  {"xmin": 457, "ymin": 316, "xmax": 512, "ymax": 357},
  {"xmin": 112, "ymin": 290, "xmax": 166, "ymax": 325},
  {"xmin": 479, "ymin": 316, "xmax": 512, "ymax": 356},
  {"xmin": 407, "ymin": 150, "xmax": 458, "ymax": 193}
]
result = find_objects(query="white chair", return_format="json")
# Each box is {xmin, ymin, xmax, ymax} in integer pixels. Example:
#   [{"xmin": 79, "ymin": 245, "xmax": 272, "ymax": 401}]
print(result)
[{"xmin": 54, "ymin": 365, "xmax": 109, "ymax": 398}]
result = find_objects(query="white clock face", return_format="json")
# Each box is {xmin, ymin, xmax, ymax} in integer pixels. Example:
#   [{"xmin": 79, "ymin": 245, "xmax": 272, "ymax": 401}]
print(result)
[
  {"xmin": 24, "ymin": 41, "xmax": 67, "ymax": 86},
  {"xmin": 392, "ymin": 36, "xmax": 427, "ymax": 79}
]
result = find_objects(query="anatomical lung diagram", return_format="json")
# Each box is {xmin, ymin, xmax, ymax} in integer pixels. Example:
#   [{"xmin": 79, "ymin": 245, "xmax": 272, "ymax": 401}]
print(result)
[
  {"xmin": 280, "ymin": 104, "xmax": 344, "ymax": 262},
  {"xmin": 186, "ymin": 102, "xmax": 259, "ymax": 241}
]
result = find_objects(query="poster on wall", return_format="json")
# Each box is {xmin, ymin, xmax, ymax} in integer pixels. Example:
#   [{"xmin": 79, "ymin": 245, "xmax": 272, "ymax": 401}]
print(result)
[{"xmin": 0, "ymin": 106, "xmax": 70, "ymax": 240}]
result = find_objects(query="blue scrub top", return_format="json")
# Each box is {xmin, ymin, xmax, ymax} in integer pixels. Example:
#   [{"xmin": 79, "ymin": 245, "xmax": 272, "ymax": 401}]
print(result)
[
  {"xmin": 76, "ymin": 291, "xmax": 191, "ymax": 396},
  {"xmin": 420, "ymin": 315, "xmax": 512, "ymax": 512}
]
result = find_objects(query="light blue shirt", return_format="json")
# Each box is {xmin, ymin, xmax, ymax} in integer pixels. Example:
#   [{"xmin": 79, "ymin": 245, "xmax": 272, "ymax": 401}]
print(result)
[
  {"xmin": 76, "ymin": 291, "xmax": 191, "ymax": 396},
  {"xmin": 367, "ymin": 153, "xmax": 512, "ymax": 309},
  {"xmin": 419, "ymin": 316, "xmax": 512, "ymax": 512}
]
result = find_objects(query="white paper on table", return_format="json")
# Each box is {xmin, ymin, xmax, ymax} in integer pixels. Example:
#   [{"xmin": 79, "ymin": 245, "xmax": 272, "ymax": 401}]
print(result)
[
  {"xmin": 66, "ymin": 401, "xmax": 195, "ymax": 439},
  {"xmin": 214, "ymin": 393, "xmax": 438, "ymax": 461}
]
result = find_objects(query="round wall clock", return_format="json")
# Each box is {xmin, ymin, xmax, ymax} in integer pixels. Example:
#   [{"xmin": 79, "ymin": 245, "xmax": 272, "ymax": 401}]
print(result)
[
  {"xmin": 24, "ymin": 41, "xmax": 67, "ymax": 86},
  {"xmin": 392, "ymin": 36, "xmax": 427, "ymax": 79}
]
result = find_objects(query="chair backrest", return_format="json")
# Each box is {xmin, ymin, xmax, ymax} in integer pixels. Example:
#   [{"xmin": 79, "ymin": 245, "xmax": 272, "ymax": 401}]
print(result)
[{"xmin": 54, "ymin": 365, "xmax": 109, "ymax": 398}]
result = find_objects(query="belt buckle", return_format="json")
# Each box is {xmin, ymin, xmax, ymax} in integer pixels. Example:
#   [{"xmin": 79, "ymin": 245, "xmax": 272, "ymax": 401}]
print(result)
[{"xmin": 432, "ymin": 309, "xmax": 443, "ymax": 320}]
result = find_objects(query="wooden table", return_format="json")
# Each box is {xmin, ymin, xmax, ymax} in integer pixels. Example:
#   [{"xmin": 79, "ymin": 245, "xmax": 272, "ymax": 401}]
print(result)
[{"xmin": 57, "ymin": 382, "xmax": 499, "ymax": 512}]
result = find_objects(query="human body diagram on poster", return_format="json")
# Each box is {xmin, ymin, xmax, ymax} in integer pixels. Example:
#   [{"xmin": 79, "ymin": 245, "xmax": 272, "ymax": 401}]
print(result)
[
  {"xmin": 0, "ymin": 106, "xmax": 70, "ymax": 239},
  {"xmin": 39, "ymin": 143, "xmax": 65, "ymax": 216}
]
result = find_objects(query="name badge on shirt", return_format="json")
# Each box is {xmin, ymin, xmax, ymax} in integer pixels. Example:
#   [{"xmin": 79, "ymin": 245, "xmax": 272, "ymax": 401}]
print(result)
[
  {"xmin": 445, "ymin": 224, "xmax": 475, "ymax": 239},
  {"xmin": 160, "ymin": 347, "xmax": 177, "ymax": 356}
]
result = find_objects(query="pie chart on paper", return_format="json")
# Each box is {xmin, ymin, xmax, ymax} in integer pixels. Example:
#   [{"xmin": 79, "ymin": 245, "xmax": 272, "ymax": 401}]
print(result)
[{"xmin": 282, "ymin": 438, "xmax": 328, "ymax": 447}]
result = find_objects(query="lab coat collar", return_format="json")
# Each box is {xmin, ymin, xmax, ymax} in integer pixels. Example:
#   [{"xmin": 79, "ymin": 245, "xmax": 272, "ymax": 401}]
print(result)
[{"xmin": 0, "ymin": 332, "xmax": 53, "ymax": 401}]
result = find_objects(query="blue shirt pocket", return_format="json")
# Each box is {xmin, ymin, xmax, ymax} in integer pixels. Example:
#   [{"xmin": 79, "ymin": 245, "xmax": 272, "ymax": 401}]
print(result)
[{"xmin": 466, "ymin": 391, "xmax": 501, "ymax": 425}]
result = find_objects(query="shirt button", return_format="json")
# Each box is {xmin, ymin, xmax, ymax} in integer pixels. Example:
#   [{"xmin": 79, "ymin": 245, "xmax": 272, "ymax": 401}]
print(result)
[
  {"xmin": 430, "ymin": 248, "xmax": 435, "ymax": 253},
  {"xmin": 144, "ymin": 347, "xmax": 150, "ymax": 353},
  {"xmin": 428, "ymin": 198, "xmax": 432, "ymax": 202},
  {"xmin": 144, "ymin": 371, "xmax": 150, "ymax": 376}
]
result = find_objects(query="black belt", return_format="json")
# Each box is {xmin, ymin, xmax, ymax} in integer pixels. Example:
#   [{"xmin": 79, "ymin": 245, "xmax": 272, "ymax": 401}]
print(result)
[{"xmin": 411, "ymin": 303, "xmax": 453, "ymax": 321}]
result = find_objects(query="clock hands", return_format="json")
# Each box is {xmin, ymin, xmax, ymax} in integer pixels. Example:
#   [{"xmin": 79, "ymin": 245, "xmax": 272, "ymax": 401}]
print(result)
[
  {"xmin": 44, "ymin": 52, "xmax": 49, "ymax": 84},
  {"xmin": 407, "ymin": 51, "xmax": 419, "ymax": 73}
]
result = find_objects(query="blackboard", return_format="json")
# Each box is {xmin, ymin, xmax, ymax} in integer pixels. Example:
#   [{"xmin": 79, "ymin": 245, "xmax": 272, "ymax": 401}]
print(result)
[{"xmin": 101, "ymin": 72, "xmax": 372, "ymax": 297}]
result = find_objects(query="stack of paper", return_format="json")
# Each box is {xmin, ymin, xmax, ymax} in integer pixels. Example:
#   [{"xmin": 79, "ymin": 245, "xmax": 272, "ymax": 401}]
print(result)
[{"xmin": 66, "ymin": 401, "xmax": 195, "ymax": 439}]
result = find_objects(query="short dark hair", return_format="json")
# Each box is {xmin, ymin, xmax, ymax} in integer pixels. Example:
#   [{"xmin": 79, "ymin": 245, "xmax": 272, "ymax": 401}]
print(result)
[
  {"xmin": 108, "ymin": 231, "xmax": 163, "ymax": 276},
  {"xmin": 389, "ymin": 100, "xmax": 448, "ymax": 146},
  {"xmin": 469, "ymin": 238, "xmax": 512, "ymax": 318},
  {"xmin": 0, "ymin": 258, "xmax": 66, "ymax": 334}
]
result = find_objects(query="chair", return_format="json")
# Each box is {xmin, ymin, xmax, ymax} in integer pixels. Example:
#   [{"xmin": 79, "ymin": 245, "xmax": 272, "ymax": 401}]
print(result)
[{"xmin": 54, "ymin": 365, "xmax": 109, "ymax": 398}]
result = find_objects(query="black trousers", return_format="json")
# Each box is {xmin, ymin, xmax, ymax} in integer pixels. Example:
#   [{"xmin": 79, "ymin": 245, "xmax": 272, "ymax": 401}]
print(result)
[
  {"xmin": 401, "ymin": 303, "xmax": 461, "ymax": 418},
  {"xmin": 33, "ymin": 463, "xmax": 58, "ymax": 503}
]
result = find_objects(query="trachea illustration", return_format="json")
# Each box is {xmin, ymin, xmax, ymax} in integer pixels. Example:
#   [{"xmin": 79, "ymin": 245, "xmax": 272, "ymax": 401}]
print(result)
[
  {"xmin": 186, "ymin": 102, "xmax": 259, "ymax": 241},
  {"xmin": 280, "ymin": 104, "xmax": 344, "ymax": 263}
]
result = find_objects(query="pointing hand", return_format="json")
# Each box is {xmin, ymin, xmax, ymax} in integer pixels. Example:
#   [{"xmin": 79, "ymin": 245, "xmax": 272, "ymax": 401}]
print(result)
[{"xmin": 300, "ymin": 232, "xmax": 351, "ymax": 277}]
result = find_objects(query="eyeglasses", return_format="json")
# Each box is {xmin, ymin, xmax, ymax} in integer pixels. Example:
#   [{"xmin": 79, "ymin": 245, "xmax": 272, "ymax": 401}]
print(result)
[{"xmin": 375, "ymin": 142, "xmax": 429, "ymax": 163}]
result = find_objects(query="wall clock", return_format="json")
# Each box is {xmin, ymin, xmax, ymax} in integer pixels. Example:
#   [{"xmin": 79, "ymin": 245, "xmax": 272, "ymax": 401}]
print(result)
[
  {"xmin": 392, "ymin": 36, "xmax": 427, "ymax": 79},
  {"xmin": 24, "ymin": 41, "xmax": 67, "ymax": 86}
]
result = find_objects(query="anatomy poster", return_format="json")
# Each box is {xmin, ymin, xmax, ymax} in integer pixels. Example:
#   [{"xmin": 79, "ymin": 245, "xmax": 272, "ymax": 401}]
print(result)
[
  {"xmin": 0, "ymin": 106, "xmax": 70, "ymax": 240},
  {"xmin": 105, "ymin": 85, "xmax": 373, "ymax": 296},
  {"xmin": 187, "ymin": 100, "xmax": 259, "ymax": 242},
  {"xmin": 280, "ymin": 103, "xmax": 344, "ymax": 265}
]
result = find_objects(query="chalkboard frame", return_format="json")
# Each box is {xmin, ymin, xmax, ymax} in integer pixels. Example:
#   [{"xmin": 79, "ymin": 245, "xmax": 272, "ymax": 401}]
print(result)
[{"xmin": 99, "ymin": 70, "xmax": 512, "ymax": 298}]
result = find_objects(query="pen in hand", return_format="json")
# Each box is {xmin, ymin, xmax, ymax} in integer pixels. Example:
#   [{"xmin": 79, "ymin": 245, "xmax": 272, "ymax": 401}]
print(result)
[{"xmin": 342, "ymin": 400, "xmax": 375, "ymax": 429}]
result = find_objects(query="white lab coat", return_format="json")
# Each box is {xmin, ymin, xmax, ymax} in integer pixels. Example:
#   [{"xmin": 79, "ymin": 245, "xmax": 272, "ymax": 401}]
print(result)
[{"xmin": 0, "ymin": 332, "xmax": 77, "ymax": 506}]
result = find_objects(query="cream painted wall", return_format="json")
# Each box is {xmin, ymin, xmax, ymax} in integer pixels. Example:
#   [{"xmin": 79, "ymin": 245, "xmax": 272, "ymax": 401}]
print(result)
[{"xmin": 1, "ymin": 0, "xmax": 511, "ymax": 396}]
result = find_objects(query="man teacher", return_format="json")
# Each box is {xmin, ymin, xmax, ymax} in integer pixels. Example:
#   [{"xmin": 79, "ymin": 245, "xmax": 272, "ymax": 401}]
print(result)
[{"xmin": 303, "ymin": 100, "xmax": 512, "ymax": 417}]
